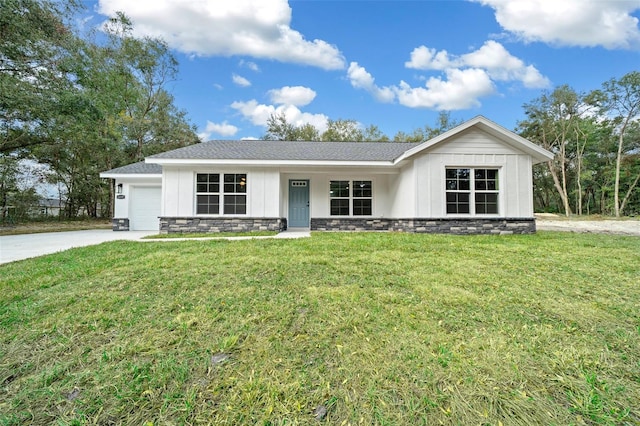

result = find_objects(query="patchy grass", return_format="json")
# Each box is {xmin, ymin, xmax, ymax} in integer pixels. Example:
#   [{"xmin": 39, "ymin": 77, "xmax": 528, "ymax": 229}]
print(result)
[
  {"xmin": 0, "ymin": 219, "xmax": 111, "ymax": 236},
  {"xmin": 143, "ymin": 230, "xmax": 278, "ymax": 239},
  {"xmin": 1, "ymin": 232, "xmax": 639, "ymax": 425}
]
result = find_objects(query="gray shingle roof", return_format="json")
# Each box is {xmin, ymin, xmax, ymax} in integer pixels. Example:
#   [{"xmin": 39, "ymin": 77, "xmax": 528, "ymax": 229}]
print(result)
[
  {"xmin": 147, "ymin": 140, "xmax": 421, "ymax": 162},
  {"xmin": 101, "ymin": 162, "xmax": 162, "ymax": 175}
]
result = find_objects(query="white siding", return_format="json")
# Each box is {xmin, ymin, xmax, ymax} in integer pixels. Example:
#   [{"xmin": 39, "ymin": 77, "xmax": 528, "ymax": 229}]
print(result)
[
  {"xmin": 161, "ymin": 166, "xmax": 280, "ymax": 217},
  {"xmin": 429, "ymin": 128, "xmax": 522, "ymax": 155},
  {"xmin": 412, "ymin": 151, "xmax": 534, "ymax": 218},
  {"xmin": 388, "ymin": 163, "xmax": 416, "ymax": 217},
  {"xmin": 280, "ymin": 171, "xmax": 399, "ymax": 219}
]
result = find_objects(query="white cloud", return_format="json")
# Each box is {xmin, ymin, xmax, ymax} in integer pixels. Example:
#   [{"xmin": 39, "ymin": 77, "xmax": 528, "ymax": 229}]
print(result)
[
  {"xmin": 198, "ymin": 120, "xmax": 239, "ymax": 140},
  {"xmin": 232, "ymin": 74, "xmax": 251, "ymax": 87},
  {"xmin": 231, "ymin": 99, "xmax": 328, "ymax": 132},
  {"xmin": 406, "ymin": 40, "xmax": 550, "ymax": 89},
  {"xmin": 268, "ymin": 86, "xmax": 316, "ymax": 106},
  {"xmin": 349, "ymin": 41, "xmax": 548, "ymax": 110},
  {"xmin": 346, "ymin": 61, "xmax": 497, "ymax": 110},
  {"xmin": 97, "ymin": 0, "xmax": 345, "ymax": 69},
  {"xmin": 347, "ymin": 62, "xmax": 395, "ymax": 103},
  {"xmin": 239, "ymin": 60, "xmax": 260, "ymax": 72},
  {"xmin": 405, "ymin": 46, "xmax": 453, "ymax": 70},
  {"xmin": 473, "ymin": 0, "xmax": 640, "ymax": 49},
  {"xmin": 394, "ymin": 68, "xmax": 496, "ymax": 110}
]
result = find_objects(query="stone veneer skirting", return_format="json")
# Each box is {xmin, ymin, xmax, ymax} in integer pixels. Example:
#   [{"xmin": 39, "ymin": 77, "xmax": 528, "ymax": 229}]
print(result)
[
  {"xmin": 159, "ymin": 217, "xmax": 287, "ymax": 234},
  {"xmin": 112, "ymin": 218, "xmax": 130, "ymax": 231},
  {"xmin": 310, "ymin": 217, "xmax": 536, "ymax": 235}
]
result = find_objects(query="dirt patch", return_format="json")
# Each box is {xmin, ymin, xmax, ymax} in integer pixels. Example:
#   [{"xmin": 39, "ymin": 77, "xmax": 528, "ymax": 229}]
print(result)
[
  {"xmin": 535, "ymin": 215, "xmax": 640, "ymax": 236},
  {"xmin": 0, "ymin": 220, "xmax": 111, "ymax": 236}
]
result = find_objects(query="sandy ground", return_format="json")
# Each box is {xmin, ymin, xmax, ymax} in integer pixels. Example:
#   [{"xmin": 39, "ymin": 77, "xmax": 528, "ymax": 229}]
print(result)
[{"xmin": 535, "ymin": 215, "xmax": 640, "ymax": 236}]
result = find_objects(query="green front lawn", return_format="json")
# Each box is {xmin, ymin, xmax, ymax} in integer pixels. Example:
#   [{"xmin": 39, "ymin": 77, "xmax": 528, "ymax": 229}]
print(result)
[
  {"xmin": 143, "ymin": 230, "xmax": 278, "ymax": 239},
  {"xmin": 1, "ymin": 232, "xmax": 639, "ymax": 425}
]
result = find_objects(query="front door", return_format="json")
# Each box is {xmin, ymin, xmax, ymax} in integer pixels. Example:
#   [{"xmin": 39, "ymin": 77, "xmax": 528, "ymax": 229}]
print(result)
[{"xmin": 288, "ymin": 180, "xmax": 309, "ymax": 227}]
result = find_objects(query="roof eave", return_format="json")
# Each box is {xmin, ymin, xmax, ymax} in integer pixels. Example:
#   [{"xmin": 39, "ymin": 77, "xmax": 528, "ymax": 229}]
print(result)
[
  {"xmin": 99, "ymin": 173, "xmax": 162, "ymax": 179},
  {"xmin": 146, "ymin": 158, "xmax": 397, "ymax": 167}
]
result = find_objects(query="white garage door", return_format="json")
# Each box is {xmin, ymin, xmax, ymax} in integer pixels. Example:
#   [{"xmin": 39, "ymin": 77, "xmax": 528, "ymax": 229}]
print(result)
[{"xmin": 130, "ymin": 186, "xmax": 161, "ymax": 230}]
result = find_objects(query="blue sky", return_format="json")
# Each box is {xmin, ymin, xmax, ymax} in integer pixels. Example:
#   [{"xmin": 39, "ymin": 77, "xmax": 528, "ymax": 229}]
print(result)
[{"xmin": 85, "ymin": 0, "xmax": 640, "ymax": 141}]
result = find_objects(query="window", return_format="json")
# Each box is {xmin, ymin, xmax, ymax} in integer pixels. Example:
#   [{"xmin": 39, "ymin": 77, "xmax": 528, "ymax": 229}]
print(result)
[
  {"xmin": 196, "ymin": 174, "xmax": 219, "ymax": 214},
  {"xmin": 330, "ymin": 180, "xmax": 372, "ymax": 216},
  {"xmin": 446, "ymin": 168, "xmax": 498, "ymax": 215},
  {"xmin": 196, "ymin": 173, "xmax": 246, "ymax": 215},
  {"xmin": 223, "ymin": 174, "xmax": 247, "ymax": 214}
]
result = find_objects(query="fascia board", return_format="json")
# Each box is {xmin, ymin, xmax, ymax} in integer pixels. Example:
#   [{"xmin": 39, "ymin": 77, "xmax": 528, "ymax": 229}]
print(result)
[
  {"xmin": 99, "ymin": 173, "xmax": 162, "ymax": 179},
  {"xmin": 146, "ymin": 158, "xmax": 396, "ymax": 167}
]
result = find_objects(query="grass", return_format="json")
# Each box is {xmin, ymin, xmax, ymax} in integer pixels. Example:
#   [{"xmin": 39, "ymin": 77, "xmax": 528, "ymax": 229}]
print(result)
[
  {"xmin": 0, "ymin": 219, "xmax": 111, "ymax": 236},
  {"xmin": 143, "ymin": 230, "xmax": 278, "ymax": 239},
  {"xmin": 1, "ymin": 232, "xmax": 639, "ymax": 425}
]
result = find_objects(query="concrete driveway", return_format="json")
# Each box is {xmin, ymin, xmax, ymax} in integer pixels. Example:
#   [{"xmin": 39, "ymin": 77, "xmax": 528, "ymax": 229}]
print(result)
[{"xmin": 0, "ymin": 230, "xmax": 156, "ymax": 265}]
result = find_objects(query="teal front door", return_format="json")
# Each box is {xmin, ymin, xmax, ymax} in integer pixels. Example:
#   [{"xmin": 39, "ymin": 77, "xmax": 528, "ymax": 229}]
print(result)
[{"xmin": 288, "ymin": 180, "xmax": 309, "ymax": 227}]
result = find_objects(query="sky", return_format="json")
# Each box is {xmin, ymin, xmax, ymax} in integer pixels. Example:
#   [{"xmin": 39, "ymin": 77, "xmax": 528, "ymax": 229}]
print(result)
[{"xmin": 82, "ymin": 0, "xmax": 640, "ymax": 141}]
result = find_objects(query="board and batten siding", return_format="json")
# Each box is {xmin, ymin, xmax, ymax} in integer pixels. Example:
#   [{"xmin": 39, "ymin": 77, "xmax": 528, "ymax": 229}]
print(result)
[
  {"xmin": 161, "ymin": 166, "xmax": 280, "ymax": 217},
  {"xmin": 280, "ymin": 172, "xmax": 398, "ymax": 219},
  {"xmin": 387, "ymin": 162, "xmax": 416, "ymax": 218},
  {"xmin": 413, "ymin": 129, "xmax": 536, "ymax": 218}
]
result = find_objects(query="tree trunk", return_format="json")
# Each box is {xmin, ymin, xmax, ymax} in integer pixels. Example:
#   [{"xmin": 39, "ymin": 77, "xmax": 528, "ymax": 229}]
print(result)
[
  {"xmin": 547, "ymin": 160, "xmax": 572, "ymax": 215},
  {"xmin": 620, "ymin": 172, "xmax": 640, "ymax": 215},
  {"xmin": 614, "ymin": 131, "xmax": 624, "ymax": 217}
]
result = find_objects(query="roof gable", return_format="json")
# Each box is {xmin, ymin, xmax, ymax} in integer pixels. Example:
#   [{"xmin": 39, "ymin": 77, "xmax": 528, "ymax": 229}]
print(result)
[{"xmin": 396, "ymin": 116, "xmax": 554, "ymax": 164}]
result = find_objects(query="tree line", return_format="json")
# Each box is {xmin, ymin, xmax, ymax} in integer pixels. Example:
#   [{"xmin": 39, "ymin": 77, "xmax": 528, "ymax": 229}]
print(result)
[
  {"xmin": 1, "ymin": 0, "xmax": 198, "ymax": 221},
  {"xmin": 518, "ymin": 78, "xmax": 640, "ymax": 217}
]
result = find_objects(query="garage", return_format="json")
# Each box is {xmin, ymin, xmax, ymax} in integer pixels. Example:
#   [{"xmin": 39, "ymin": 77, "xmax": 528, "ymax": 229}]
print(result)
[{"xmin": 129, "ymin": 186, "xmax": 161, "ymax": 230}]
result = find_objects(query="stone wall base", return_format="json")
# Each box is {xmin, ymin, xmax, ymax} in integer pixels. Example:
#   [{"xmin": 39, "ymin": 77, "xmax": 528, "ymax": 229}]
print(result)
[
  {"xmin": 159, "ymin": 217, "xmax": 287, "ymax": 234},
  {"xmin": 310, "ymin": 217, "xmax": 536, "ymax": 235},
  {"xmin": 112, "ymin": 218, "xmax": 130, "ymax": 231}
]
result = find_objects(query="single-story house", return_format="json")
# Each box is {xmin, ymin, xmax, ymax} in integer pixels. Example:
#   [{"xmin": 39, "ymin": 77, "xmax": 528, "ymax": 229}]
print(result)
[{"xmin": 100, "ymin": 116, "xmax": 554, "ymax": 234}]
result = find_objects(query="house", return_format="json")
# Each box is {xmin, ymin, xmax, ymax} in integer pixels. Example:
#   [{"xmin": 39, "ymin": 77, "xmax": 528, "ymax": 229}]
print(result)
[{"xmin": 100, "ymin": 116, "xmax": 554, "ymax": 234}]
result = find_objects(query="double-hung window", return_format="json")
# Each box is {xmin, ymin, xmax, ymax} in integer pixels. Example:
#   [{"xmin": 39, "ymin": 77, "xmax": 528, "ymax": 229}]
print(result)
[
  {"xmin": 196, "ymin": 173, "xmax": 247, "ymax": 215},
  {"xmin": 330, "ymin": 180, "xmax": 372, "ymax": 216},
  {"xmin": 446, "ymin": 168, "xmax": 498, "ymax": 215}
]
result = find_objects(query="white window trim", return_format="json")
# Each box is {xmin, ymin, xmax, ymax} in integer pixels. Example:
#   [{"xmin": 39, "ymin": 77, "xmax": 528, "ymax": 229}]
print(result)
[
  {"xmin": 328, "ymin": 178, "xmax": 374, "ymax": 217},
  {"xmin": 194, "ymin": 172, "xmax": 249, "ymax": 216},
  {"xmin": 444, "ymin": 167, "xmax": 501, "ymax": 217}
]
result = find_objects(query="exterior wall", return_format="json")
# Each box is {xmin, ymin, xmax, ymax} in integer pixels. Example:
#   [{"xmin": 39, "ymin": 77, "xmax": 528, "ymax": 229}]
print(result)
[
  {"xmin": 112, "ymin": 177, "xmax": 161, "ymax": 220},
  {"xmin": 310, "ymin": 217, "xmax": 536, "ymax": 234},
  {"xmin": 387, "ymin": 162, "xmax": 416, "ymax": 217},
  {"xmin": 279, "ymin": 170, "xmax": 399, "ymax": 220},
  {"xmin": 159, "ymin": 217, "xmax": 286, "ymax": 233},
  {"xmin": 161, "ymin": 166, "xmax": 280, "ymax": 217},
  {"xmin": 412, "ymin": 128, "xmax": 535, "ymax": 218}
]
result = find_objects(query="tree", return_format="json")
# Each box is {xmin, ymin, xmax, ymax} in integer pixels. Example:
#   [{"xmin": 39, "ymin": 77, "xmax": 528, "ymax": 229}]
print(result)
[
  {"xmin": 101, "ymin": 13, "xmax": 198, "ymax": 162},
  {"xmin": 362, "ymin": 125, "xmax": 389, "ymax": 142},
  {"xmin": 321, "ymin": 119, "xmax": 363, "ymax": 141},
  {"xmin": 393, "ymin": 112, "xmax": 463, "ymax": 142},
  {"xmin": 589, "ymin": 71, "xmax": 640, "ymax": 217},
  {"xmin": 518, "ymin": 86, "xmax": 588, "ymax": 216},
  {"xmin": 263, "ymin": 113, "xmax": 311, "ymax": 141},
  {"xmin": 0, "ymin": 0, "xmax": 82, "ymax": 153},
  {"xmin": 263, "ymin": 114, "xmax": 392, "ymax": 142}
]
